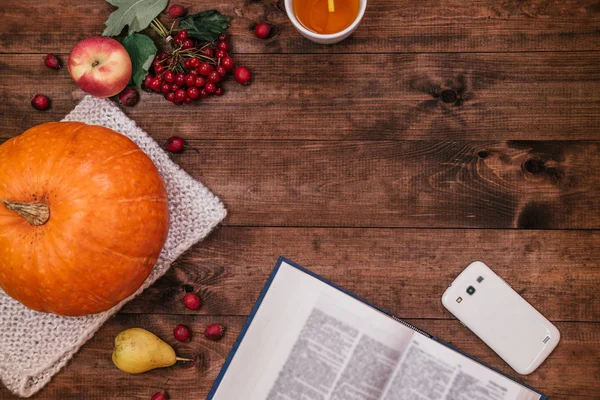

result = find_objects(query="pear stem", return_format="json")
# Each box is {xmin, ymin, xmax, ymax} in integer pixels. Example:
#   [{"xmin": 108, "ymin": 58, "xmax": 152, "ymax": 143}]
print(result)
[{"xmin": 176, "ymin": 357, "xmax": 193, "ymax": 362}]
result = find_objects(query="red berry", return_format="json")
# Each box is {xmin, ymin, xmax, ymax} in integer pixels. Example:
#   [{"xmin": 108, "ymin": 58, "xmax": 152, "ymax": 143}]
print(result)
[
  {"xmin": 205, "ymin": 82, "xmax": 216, "ymax": 93},
  {"xmin": 175, "ymin": 73, "xmax": 185, "ymax": 86},
  {"xmin": 234, "ymin": 66, "xmax": 252, "ymax": 85},
  {"xmin": 161, "ymin": 83, "xmax": 171, "ymax": 94},
  {"xmin": 173, "ymin": 99, "xmax": 183, "ymax": 105},
  {"xmin": 184, "ymin": 59, "xmax": 192, "ymax": 69},
  {"xmin": 215, "ymin": 49, "xmax": 227, "ymax": 59},
  {"xmin": 170, "ymin": 83, "xmax": 179, "ymax": 92},
  {"xmin": 183, "ymin": 292, "xmax": 202, "ymax": 309},
  {"xmin": 31, "ymin": 94, "xmax": 50, "ymax": 111},
  {"xmin": 118, "ymin": 88, "xmax": 139, "ymax": 107},
  {"xmin": 165, "ymin": 92, "xmax": 176, "ymax": 102},
  {"xmin": 194, "ymin": 76, "xmax": 205, "ymax": 87},
  {"xmin": 175, "ymin": 89, "xmax": 187, "ymax": 101},
  {"xmin": 208, "ymin": 71, "xmax": 221, "ymax": 83},
  {"xmin": 44, "ymin": 53, "xmax": 61, "ymax": 69},
  {"xmin": 157, "ymin": 51, "xmax": 169, "ymax": 60},
  {"xmin": 217, "ymin": 41, "xmax": 229, "ymax": 51},
  {"xmin": 143, "ymin": 74, "xmax": 154, "ymax": 89},
  {"xmin": 154, "ymin": 64, "xmax": 164, "ymax": 75},
  {"xmin": 204, "ymin": 324, "xmax": 225, "ymax": 341},
  {"xmin": 150, "ymin": 78, "xmax": 162, "ymax": 91},
  {"xmin": 184, "ymin": 97, "xmax": 193, "ymax": 104},
  {"xmin": 200, "ymin": 48, "xmax": 213, "ymax": 57},
  {"xmin": 216, "ymin": 65, "xmax": 227, "ymax": 77},
  {"xmin": 190, "ymin": 57, "xmax": 201, "ymax": 68},
  {"xmin": 198, "ymin": 62, "xmax": 213, "ymax": 76},
  {"xmin": 166, "ymin": 136, "xmax": 185, "ymax": 153},
  {"xmin": 199, "ymin": 88, "xmax": 209, "ymax": 98},
  {"xmin": 189, "ymin": 69, "xmax": 199, "ymax": 75},
  {"xmin": 221, "ymin": 56, "xmax": 234, "ymax": 71},
  {"xmin": 185, "ymin": 74, "xmax": 196, "ymax": 87},
  {"xmin": 215, "ymin": 87, "xmax": 224, "ymax": 96},
  {"xmin": 177, "ymin": 29, "xmax": 189, "ymax": 41},
  {"xmin": 183, "ymin": 39, "xmax": 194, "ymax": 49},
  {"xmin": 151, "ymin": 391, "xmax": 169, "ymax": 400},
  {"xmin": 164, "ymin": 71, "xmax": 175, "ymax": 83},
  {"xmin": 218, "ymin": 33, "xmax": 228, "ymax": 42},
  {"xmin": 168, "ymin": 4, "xmax": 186, "ymax": 18},
  {"xmin": 187, "ymin": 87, "xmax": 200, "ymax": 99},
  {"xmin": 173, "ymin": 37, "xmax": 183, "ymax": 46},
  {"xmin": 254, "ymin": 23, "xmax": 271, "ymax": 39}
]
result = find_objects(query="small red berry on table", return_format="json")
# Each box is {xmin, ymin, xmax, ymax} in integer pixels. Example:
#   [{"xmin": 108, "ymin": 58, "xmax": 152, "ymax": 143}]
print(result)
[
  {"xmin": 166, "ymin": 136, "xmax": 185, "ymax": 153},
  {"xmin": 118, "ymin": 88, "xmax": 139, "ymax": 107},
  {"xmin": 31, "ymin": 94, "xmax": 50, "ymax": 111},
  {"xmin": 183, "ymin": 292, "xmax": 202, "ymax": 309},
  {"xmin": 173, "ymin": 324, "xmax": 191, "ymax": 342},
  {"xmin": 254, "ymin": 23, "xmax": 271, "ymax": 39},
  {"xmin": 168, "ymin": 4, "xmax": 186, "ymax": 18},
  {"xmin": 204, "ymin": 324, "xmax": 225, "ymax": 341},
  {"xmin": 44, "ymin": 54, "xmax": 61, "ymax": 69},
  {"xmin": 234, "ymin": 66, "xmax": 252, "ymax": 85}
]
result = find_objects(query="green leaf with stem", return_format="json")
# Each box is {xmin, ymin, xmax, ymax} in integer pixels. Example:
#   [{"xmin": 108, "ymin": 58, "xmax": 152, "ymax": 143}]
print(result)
[
  {"xmin": 176, "ymin": 10, "xmax": 231, "ymax": 42},
  {"xmin": 122, "ymin": 33, "xmax": 157, "ymax": 87}
]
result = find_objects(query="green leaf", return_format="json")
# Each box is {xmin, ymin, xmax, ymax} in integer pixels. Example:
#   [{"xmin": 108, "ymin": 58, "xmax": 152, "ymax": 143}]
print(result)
[
  {"xmin": 177, "ymin": 10, "xmax": 231, "ymax": 42},
  {"xmin": 103, "ymin": 0, "xmax": 168, "ymax": 37},
  {"xmin": 122, "ymin": 33, "xmax": 157, "ymax": 87}
]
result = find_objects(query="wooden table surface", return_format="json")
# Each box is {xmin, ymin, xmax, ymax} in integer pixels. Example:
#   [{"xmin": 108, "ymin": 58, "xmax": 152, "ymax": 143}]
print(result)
[{"xmin": 1, "ymin": 0, "xmax": 599, "ymax": 399}]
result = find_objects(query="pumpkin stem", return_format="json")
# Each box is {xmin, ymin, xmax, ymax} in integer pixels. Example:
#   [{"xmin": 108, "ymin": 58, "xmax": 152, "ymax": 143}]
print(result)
[{"xmin": 2, "ymin": 200, "xmax": 50, "ymax": 226}]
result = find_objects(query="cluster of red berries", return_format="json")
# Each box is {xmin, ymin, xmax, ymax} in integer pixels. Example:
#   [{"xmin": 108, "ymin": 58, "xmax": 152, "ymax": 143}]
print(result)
[{"xmin": 143, "ymin": 30, "xmax": 251, "ymax": 105}]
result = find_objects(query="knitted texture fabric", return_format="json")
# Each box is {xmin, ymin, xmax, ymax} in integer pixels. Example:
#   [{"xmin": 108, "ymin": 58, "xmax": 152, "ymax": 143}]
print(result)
[{"xmin": 0, "ymin": 96, "xmax": 227, "ymax": 397}]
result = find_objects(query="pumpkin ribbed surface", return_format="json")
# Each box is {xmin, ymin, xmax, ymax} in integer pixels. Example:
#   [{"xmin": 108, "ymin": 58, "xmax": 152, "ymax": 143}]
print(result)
[{"xmin": 0, "ymin": 122, "xmax": 169, "ymax": 316}]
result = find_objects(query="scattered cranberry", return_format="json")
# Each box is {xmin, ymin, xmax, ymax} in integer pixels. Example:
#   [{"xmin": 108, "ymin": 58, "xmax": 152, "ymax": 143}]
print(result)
[
  {"xmin": 31, "ymin": 94, "xmax": 50, "ymax": 111},
  {"xmin": 118, "ymin": 88, "xmax": 139, "ymax": 107},
  {"xmin": 204, "ymin": 324, "xmax": 225, "ymax": 341},
  {"xmin": 168, "ymin": 4, "xmax": 186, "ymax": 18},
  {"xmin": 151, "ymin": 391, "xmax": 169, "ymax": 400},
  {"xmin": 215, "ymin": 87, "xmax": 224, "ymax": 96},
  {"xmin": 254, "ymin": 23, "xmax": 271, "ymax": 39},
  {"xmin": 221, "ymin": 56, "xmax": 234, "ymax": 71},
  {"xmin": 166, "ymin": 136, "xmax": 185, "ymax": 153},
  {"xmin": 183, "ymin": 292, "xmax": 202, "ymax": 309},
  {"xmin": 44, "ymin": 54, "xmax": 61, "ymax": 69},
  {"xmin": 234, "ymin": 66, "xmax": 251, "ymax": 85},
  {"xmin": 173, "ymin": 324, "xmax": 191, "ymax": 341}
]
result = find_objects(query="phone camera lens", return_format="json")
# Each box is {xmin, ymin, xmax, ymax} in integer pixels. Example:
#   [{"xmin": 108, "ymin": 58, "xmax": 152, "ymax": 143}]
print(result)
[{"xmin": 467, "ymin": 286, "xmax": 476, "ymax": 295}]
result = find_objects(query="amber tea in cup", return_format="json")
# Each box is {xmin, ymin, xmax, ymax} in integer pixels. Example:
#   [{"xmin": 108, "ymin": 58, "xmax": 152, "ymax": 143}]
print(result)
[{"xmin": 293, "ymin": 0, "xmax": 360, "ymax": 34}]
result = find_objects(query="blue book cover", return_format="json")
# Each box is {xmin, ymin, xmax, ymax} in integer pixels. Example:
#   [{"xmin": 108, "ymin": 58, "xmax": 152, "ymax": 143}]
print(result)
[{"xmin": 208, "ymin": 257, "xmax": 547, "ymax": 400}]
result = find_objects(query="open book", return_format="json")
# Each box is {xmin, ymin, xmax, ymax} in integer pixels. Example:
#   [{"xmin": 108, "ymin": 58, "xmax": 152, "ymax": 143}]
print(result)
[{"xmin": 208, "ymin": 258, "xmax": 546, "ymax": 400}]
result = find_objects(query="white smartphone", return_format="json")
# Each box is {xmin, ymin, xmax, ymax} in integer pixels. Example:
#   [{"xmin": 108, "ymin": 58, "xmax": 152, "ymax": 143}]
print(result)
[{"xmin": 442, "ymin": 261, "xmax": 560, "ymax": 375}]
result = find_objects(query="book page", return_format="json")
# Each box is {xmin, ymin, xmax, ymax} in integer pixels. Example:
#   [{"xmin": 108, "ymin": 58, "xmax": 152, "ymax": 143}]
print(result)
[{"xmin": 210, "ymin": 261, "xmax": 543, "ymax": 400}]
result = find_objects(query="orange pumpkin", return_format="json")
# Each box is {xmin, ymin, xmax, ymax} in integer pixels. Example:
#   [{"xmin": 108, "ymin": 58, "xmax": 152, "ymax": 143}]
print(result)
[{"xmin": 0, "ymin": 122, "xmax": 169, "ymax": 316}]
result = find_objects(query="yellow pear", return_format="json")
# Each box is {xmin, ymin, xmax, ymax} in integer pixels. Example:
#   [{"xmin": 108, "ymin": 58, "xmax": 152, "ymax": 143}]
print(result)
[{"xmin": 112, "ymin": 328, "xmax": 190, "ymax": 374}]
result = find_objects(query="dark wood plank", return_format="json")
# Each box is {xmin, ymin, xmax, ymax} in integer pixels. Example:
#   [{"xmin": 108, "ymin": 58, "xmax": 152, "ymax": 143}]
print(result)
[
  {"xmin": 121, "ymin": 228, "xmax": 600, "ymax": 321},
  {"xmin": 2, "ymin": 53, "xmax": 600, "ymax": 140},
  {"xmin": 0, "ymin": 314, "xmax": 597, "ymax": 399},
  {"xmin": 174, "ymin": 140, "xmax": 599, "ymax": 228},
  {"xmin": 1, "ymin": 0, "xmax": 599, "ymax": 54}
]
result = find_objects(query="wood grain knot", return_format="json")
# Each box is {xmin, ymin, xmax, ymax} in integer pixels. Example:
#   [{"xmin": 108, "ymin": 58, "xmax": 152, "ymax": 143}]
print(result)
[
  {"xmin": 523, "ymin": 159, "xmax": 545, "ymax": 174},
  {"xmin": 440, "ymin": 90, "xmax": 457, "ymax": 103}
]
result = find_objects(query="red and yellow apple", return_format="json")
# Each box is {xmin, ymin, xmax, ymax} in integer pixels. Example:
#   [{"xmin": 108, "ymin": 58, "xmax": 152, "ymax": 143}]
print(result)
[{"xmin": 68, "ymin": 37, "xmax": 132, "ymax": 98}]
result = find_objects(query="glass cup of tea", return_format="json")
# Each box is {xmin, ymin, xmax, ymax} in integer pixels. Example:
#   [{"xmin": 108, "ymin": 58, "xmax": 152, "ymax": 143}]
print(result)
[{"xmin": 285, "ymin": 0, "xmax": 367, "ymax": 44}]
